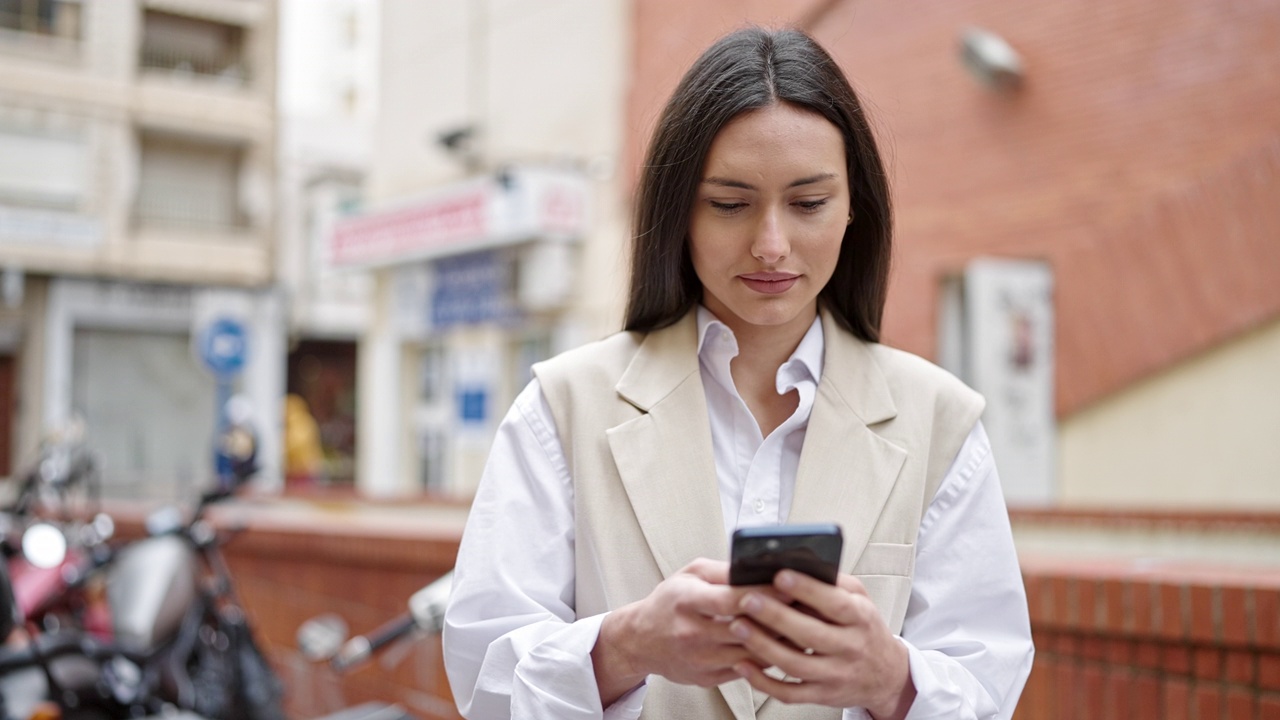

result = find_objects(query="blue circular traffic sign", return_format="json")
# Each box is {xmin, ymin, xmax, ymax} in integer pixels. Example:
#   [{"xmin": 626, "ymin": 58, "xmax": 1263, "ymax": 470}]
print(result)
[{"xmin": 199, "ymin": 317, "xmax": 249, "ymax": 377}]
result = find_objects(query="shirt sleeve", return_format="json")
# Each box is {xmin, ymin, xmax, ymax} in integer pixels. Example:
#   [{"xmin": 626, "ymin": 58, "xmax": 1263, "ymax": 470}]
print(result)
[
  {"xmin": 858, "ymin": 420, "xmax": 1033, "ymax": 720},
  {"xmin": 443, "ymin": 379, "xmax": 647, "ymax": 720}
]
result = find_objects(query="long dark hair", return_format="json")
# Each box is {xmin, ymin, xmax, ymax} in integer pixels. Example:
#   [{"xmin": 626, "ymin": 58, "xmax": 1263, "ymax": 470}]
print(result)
[{"xmin": 624, "ymin": 27, "xmax": 892, "ymax": 343}]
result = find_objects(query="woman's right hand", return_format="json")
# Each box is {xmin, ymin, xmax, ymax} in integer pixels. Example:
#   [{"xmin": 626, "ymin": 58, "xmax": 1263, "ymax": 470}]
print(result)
[{"xmin": 591, "ymin": 558, "xmax": 766, "ymax": 706}]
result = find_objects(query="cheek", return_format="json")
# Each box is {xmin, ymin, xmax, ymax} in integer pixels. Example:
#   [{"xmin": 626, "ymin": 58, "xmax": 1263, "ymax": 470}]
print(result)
[
  {"xmin": 804, "ymin": 226, "xmax": 847, "ymax": 276},
  {"xmin": 687, "ymin": 222, "xmax": 730, "ymax": 274}
]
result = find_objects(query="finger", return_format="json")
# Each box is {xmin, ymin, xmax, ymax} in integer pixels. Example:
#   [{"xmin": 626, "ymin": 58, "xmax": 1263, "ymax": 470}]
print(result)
[
  {"xmin": 733, "ymin": 660, "xmax": 824, "ymax": 705},
  {"xmin": 729, "ymin": 616, "xmax": 826, "ymax": 681},
  {"xmin": 686, "ymin": 644, "xmax": 760, "ymax": 685},
  {"xmin": 774, "ymin": 570, "xmax": 870, "ymax": 627},
  {"xmin": 682, "ymin": 558, "xmax": 730, "ymax": 584},
  {"xmin": 737, "ymin": 590, "xmax": 837, "ymax": 655},
  {"xmin": 693, "ymin": 613, "xmax": 756, "ymax": 646},
  {"xmin": 691, "ymin": 584, "xmax": 793, "ymax": 620},
  {"xmin": 835, "ymin": 573, "xmax": 869, "ymax": 596}
]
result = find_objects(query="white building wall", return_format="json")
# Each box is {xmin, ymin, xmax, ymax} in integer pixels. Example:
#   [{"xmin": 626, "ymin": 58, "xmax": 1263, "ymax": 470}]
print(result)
[
  {"xmin": 0, "ymin": 0, "xmax": 277, "ymax": 285},
  {"xmin": 355, "ymin": 0, "xmax": 631, "ymax": 496},
  {"xmin": 278, "ymin": 0, "xmax": 378, "ymax": 338},
  {"xmin": 0, "ymin": 0, "xmax": 285, "ymax": 492}
]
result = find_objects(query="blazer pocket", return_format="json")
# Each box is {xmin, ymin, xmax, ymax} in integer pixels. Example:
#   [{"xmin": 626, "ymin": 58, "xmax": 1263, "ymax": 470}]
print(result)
[{"xmin": 850, "ymin": 542, "xmax": 915, "ymax": 577}]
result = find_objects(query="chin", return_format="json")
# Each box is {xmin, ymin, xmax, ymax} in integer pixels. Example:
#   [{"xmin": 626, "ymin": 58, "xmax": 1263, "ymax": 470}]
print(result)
[{"xmin": 729, "ymin": 300, "xmax": 816, "ymax": 329}]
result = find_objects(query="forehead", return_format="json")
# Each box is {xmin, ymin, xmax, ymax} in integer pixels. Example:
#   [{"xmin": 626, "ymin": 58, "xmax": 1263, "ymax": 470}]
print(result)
[{"xmin": 702, "ymin": 103, "xmax": 847, "ymax": 180}]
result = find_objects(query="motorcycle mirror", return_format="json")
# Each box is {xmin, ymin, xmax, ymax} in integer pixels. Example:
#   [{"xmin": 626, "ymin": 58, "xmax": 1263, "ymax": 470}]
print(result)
[
  {"xmin": 22, "ymin": 523, "xmax": 67, "ymax": 569},
  {"xmin": 144, "ymin": 505, "xmax": 185, "ymax": 536},
  {"xmin": 297, "ymin": 613, "xmax": 348, "ymax": 662},
  {"xmin": 408, "ymin": 571, "xmax": 453, "ymax": 634},
  {"xmin": 92, "ymin": 512, "xmax": 115, "ymax": 542}
]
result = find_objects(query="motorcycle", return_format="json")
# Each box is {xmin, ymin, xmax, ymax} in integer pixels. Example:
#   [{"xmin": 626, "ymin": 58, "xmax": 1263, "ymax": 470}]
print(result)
[
  {"xmin": 0, "ymin": 417, "xmax": 284, "ymax": 720},
  {"xmin": 0, "ymin": 421, "xmax": 113, "ymax": 641},
  {"xmin": 294, "ymin": 572, "xmax": 454, "ymax": 720}
]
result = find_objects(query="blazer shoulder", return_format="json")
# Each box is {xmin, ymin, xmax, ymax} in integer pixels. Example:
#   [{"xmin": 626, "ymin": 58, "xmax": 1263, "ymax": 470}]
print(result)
[
  {"xmin": 533, "ymin": 329, "xmax": 642, "ymax": 394},
  {"xmin": 867, "ymin": 343, "xmax": 985, "ymax": 418}
]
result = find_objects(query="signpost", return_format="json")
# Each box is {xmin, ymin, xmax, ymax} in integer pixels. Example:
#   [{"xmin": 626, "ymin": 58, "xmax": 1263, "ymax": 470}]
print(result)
[
  {"xmin": 198, "ymin": 317, "xmax": 250, "ymax": 487},
  {"xmin": 198, "ymin": 317, "xmax": 249, "ymax": 378}
]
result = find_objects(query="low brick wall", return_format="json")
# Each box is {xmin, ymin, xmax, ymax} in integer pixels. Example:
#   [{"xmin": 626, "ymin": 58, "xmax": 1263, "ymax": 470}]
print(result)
[
  {"xmin": 1012, "ymin": 508, "xmax": 1280, "ymax": 720},
  {"xmin": 105, "ymin": 500, "xmax": 1280, "ymax": 719}
]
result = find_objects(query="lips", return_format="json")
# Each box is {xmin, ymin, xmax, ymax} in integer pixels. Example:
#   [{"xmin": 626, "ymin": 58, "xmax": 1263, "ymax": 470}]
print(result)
[{"xmin": 739, "ymin": 272, "xmax": 800, "ymax": 294}]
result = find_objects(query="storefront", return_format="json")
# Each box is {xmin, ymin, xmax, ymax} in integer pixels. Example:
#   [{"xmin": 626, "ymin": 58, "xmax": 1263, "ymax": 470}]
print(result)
[
  {"xmin": 328, "ymin": 165, "xmax": 590, "ymax": 498},
  {"xmin": 38, "ymin": 278, "xmax": 285, "ymax": 500}
]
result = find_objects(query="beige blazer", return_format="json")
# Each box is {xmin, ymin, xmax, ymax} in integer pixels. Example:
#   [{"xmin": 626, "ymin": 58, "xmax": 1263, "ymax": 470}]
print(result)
[{"xmin": 534, "ymin": 308, "xmax": 984, "ymax": 720}]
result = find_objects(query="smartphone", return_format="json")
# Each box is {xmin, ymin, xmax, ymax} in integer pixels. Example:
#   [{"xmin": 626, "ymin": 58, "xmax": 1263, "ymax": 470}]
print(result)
[{"xmin": 728, "ymin": 523, "xmax": 843, "ymax": 586}]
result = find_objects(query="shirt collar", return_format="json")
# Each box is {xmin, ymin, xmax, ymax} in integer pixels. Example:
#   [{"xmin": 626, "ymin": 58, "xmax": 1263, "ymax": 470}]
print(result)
[{"xmin": 695, "ymin": 306, "xmax": 825, "ymax": 386}]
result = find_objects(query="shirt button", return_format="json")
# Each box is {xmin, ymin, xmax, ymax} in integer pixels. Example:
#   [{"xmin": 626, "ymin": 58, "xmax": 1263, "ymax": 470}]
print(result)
[{"xmin": 754, "ymin": 499, "xmax": 764, "ymax": 514}]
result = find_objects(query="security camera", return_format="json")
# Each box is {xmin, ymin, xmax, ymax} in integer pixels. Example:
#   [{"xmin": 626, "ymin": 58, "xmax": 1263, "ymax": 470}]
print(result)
[{"xmin": 437, "ymin": 125, "xmax": 477, "ymax": 153}]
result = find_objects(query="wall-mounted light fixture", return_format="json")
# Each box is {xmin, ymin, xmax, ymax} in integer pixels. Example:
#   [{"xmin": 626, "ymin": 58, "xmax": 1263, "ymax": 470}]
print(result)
[{"xmin": 959, "ymin": 27, "xmax": 1024, "ymax": 92}]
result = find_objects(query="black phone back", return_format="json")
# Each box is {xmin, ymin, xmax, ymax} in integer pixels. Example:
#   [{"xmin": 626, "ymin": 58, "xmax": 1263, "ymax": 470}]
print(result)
[{"xmin": 729, "ymin": 523, "xmax": 843, "ymax": 585}]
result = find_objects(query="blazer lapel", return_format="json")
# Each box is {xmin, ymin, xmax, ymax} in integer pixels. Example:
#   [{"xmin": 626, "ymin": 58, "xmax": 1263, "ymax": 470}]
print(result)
[
  {"xmin": 606, "ymin": 313, "xmax": 756, "ymax": 720},
  {"xmin": 756, "ymin": 312, "xmax": 905, "ymax": 718},
  {"xmin": 786, "ymin": 309, "xmax": 906, "ymax": 576},
  {"xmin": 607, "ymin": 312, "xmax": 727, "ymax": 578}
]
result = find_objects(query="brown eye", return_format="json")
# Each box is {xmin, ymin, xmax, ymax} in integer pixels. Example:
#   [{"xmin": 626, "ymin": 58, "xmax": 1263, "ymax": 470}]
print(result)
[{"xmin": 709, "ymin": 200, "xmax": 746, "ymax": 214}]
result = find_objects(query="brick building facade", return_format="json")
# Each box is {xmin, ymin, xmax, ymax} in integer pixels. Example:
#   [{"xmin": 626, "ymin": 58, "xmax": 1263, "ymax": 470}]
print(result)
[{"xmin": 627, "ymin": 0, "xmax": 1280, "ymax": 428}]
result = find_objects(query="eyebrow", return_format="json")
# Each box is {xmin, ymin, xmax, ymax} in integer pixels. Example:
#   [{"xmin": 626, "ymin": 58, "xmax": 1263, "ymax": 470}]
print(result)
[{"xmin": 702, "ymin": 172, "xmax": 839, "ymax": 190}]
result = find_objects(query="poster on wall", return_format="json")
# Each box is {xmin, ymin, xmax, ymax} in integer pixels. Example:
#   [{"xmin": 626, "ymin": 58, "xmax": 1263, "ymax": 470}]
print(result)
[{"xmin": 940, "ymin": 258, "xmax": 1055, "ymax": 505}]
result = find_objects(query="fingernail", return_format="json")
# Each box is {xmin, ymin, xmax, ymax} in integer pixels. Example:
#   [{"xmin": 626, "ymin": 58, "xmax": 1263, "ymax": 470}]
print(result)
[
  {"xmin": 740, "ymin": 593, "xmax": 762, "ymax": 613},
  {"xmin": 734, "ymin": 662, "xmax": 751, "ymax": 677},
  {"xmin": 776, "ymin": 570, "xmax": 796, "ymax": 589},
  {"xmin": 730, "ymin": 620, "xmax": 750, "ymax": 639}
]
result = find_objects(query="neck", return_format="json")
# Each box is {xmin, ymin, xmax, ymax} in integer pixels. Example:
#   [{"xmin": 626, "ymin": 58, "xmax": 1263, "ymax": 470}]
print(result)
[
  {"xmin": 723, "ymin": 305, "xmax": 817, "ymax": 373},
  {"xmin": 715, "ymin": 304, "xmax": 817, "ymax": 437}
]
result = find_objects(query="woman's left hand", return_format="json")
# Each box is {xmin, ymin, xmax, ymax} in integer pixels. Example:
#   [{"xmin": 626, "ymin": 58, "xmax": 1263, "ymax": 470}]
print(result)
[{"xmin": 729, "ymin": 570, "xmax": 917, "ymax": 720}]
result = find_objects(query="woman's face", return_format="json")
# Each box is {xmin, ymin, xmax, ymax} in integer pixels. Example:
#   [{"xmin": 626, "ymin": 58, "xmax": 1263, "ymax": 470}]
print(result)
[{"xmin": 689, "ymin": 102, "xmax": 850, "ymax": 342}]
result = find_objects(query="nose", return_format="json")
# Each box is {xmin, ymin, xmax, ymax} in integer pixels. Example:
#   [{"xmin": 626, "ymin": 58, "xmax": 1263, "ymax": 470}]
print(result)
[{"xmin": 751, "ymin": 209, "xmax": 789, "ymax": 264}]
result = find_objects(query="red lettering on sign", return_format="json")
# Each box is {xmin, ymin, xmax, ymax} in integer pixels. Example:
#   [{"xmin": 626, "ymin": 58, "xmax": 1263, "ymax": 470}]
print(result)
[{"xmin": 330, "ymin": 189, "xmax": 490, "ymax": 266}]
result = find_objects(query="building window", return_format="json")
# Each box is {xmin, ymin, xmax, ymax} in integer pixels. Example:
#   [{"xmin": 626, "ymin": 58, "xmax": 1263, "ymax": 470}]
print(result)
[
  {"xmin": 135, "ymin": 130, "xmax": 245, "ymax": 231},
  {"xmin": 139, "ymin": 9, "xmax": 247, "ymax": 83},
  {"xmin": 0, "ymin": 0, "xmax": 81, "ymax": 40},
  {"xmin": 0, "ymin": 128, "xmax": 86, "ymax": 210}
]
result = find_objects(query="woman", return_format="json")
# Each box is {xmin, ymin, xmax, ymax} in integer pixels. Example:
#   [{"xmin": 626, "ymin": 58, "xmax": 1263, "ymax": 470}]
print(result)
[{"xmin": 443, "ymin": 27, "xmax": 1033, "ymax": 720}]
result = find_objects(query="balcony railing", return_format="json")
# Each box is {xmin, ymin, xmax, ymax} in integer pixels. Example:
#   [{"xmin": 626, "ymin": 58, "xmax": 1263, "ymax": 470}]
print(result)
[
  {"xmin": 138, "ymin": 45, "xmax": 249, "ymax": 85},
  {"xmin": 134, "ymin": 192, "xmax": 247, "ymax": 233}
]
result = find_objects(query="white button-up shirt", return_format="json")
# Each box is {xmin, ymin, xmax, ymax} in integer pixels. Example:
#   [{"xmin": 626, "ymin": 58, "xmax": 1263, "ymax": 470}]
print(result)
[
  {"xmin": 444, "ymin": 309, "xmax": 1034, "ymax": 719},
  {"xmin": 699, "ymin": 308, "xmax": 821, "ymax": 536}
]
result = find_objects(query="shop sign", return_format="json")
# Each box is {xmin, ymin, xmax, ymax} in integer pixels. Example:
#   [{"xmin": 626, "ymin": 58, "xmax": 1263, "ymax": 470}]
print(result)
[
  {"xmin": 328, "ymin": 166, "xmax": 589, "ymax": 269},
  {"xmin": 430, "ymin": 249, "xmax": 518, "ymax": 329}
]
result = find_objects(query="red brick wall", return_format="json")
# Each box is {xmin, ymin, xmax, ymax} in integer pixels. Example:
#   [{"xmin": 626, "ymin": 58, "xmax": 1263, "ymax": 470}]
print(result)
[
  {"xmin": 137, "ymin": 503, "xmax": 1280, "ymax": 718},
  {"xmin": 220, "ymin": 522, "xmax": 461, "ymax": 719},
  {"xmin": 626, "ymin": 0, "xmax": 1280, "ymax": 416},
  {"xmin": 1019, "ymin": 557, "xmax": 1280, "ymax": 720}
]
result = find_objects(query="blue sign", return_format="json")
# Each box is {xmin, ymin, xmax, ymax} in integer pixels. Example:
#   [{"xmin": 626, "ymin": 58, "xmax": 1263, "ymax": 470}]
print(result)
[
  {"xmin": 431, "ymin": 250, "xmax": 519, "ymax": 329},
  {"xmin": 199, "ymin": 317, "xmax": 249, "ymax": 377},
  {"xmin": 458, "ymin": 387, "xmax": 487, "ymax": 424}
]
